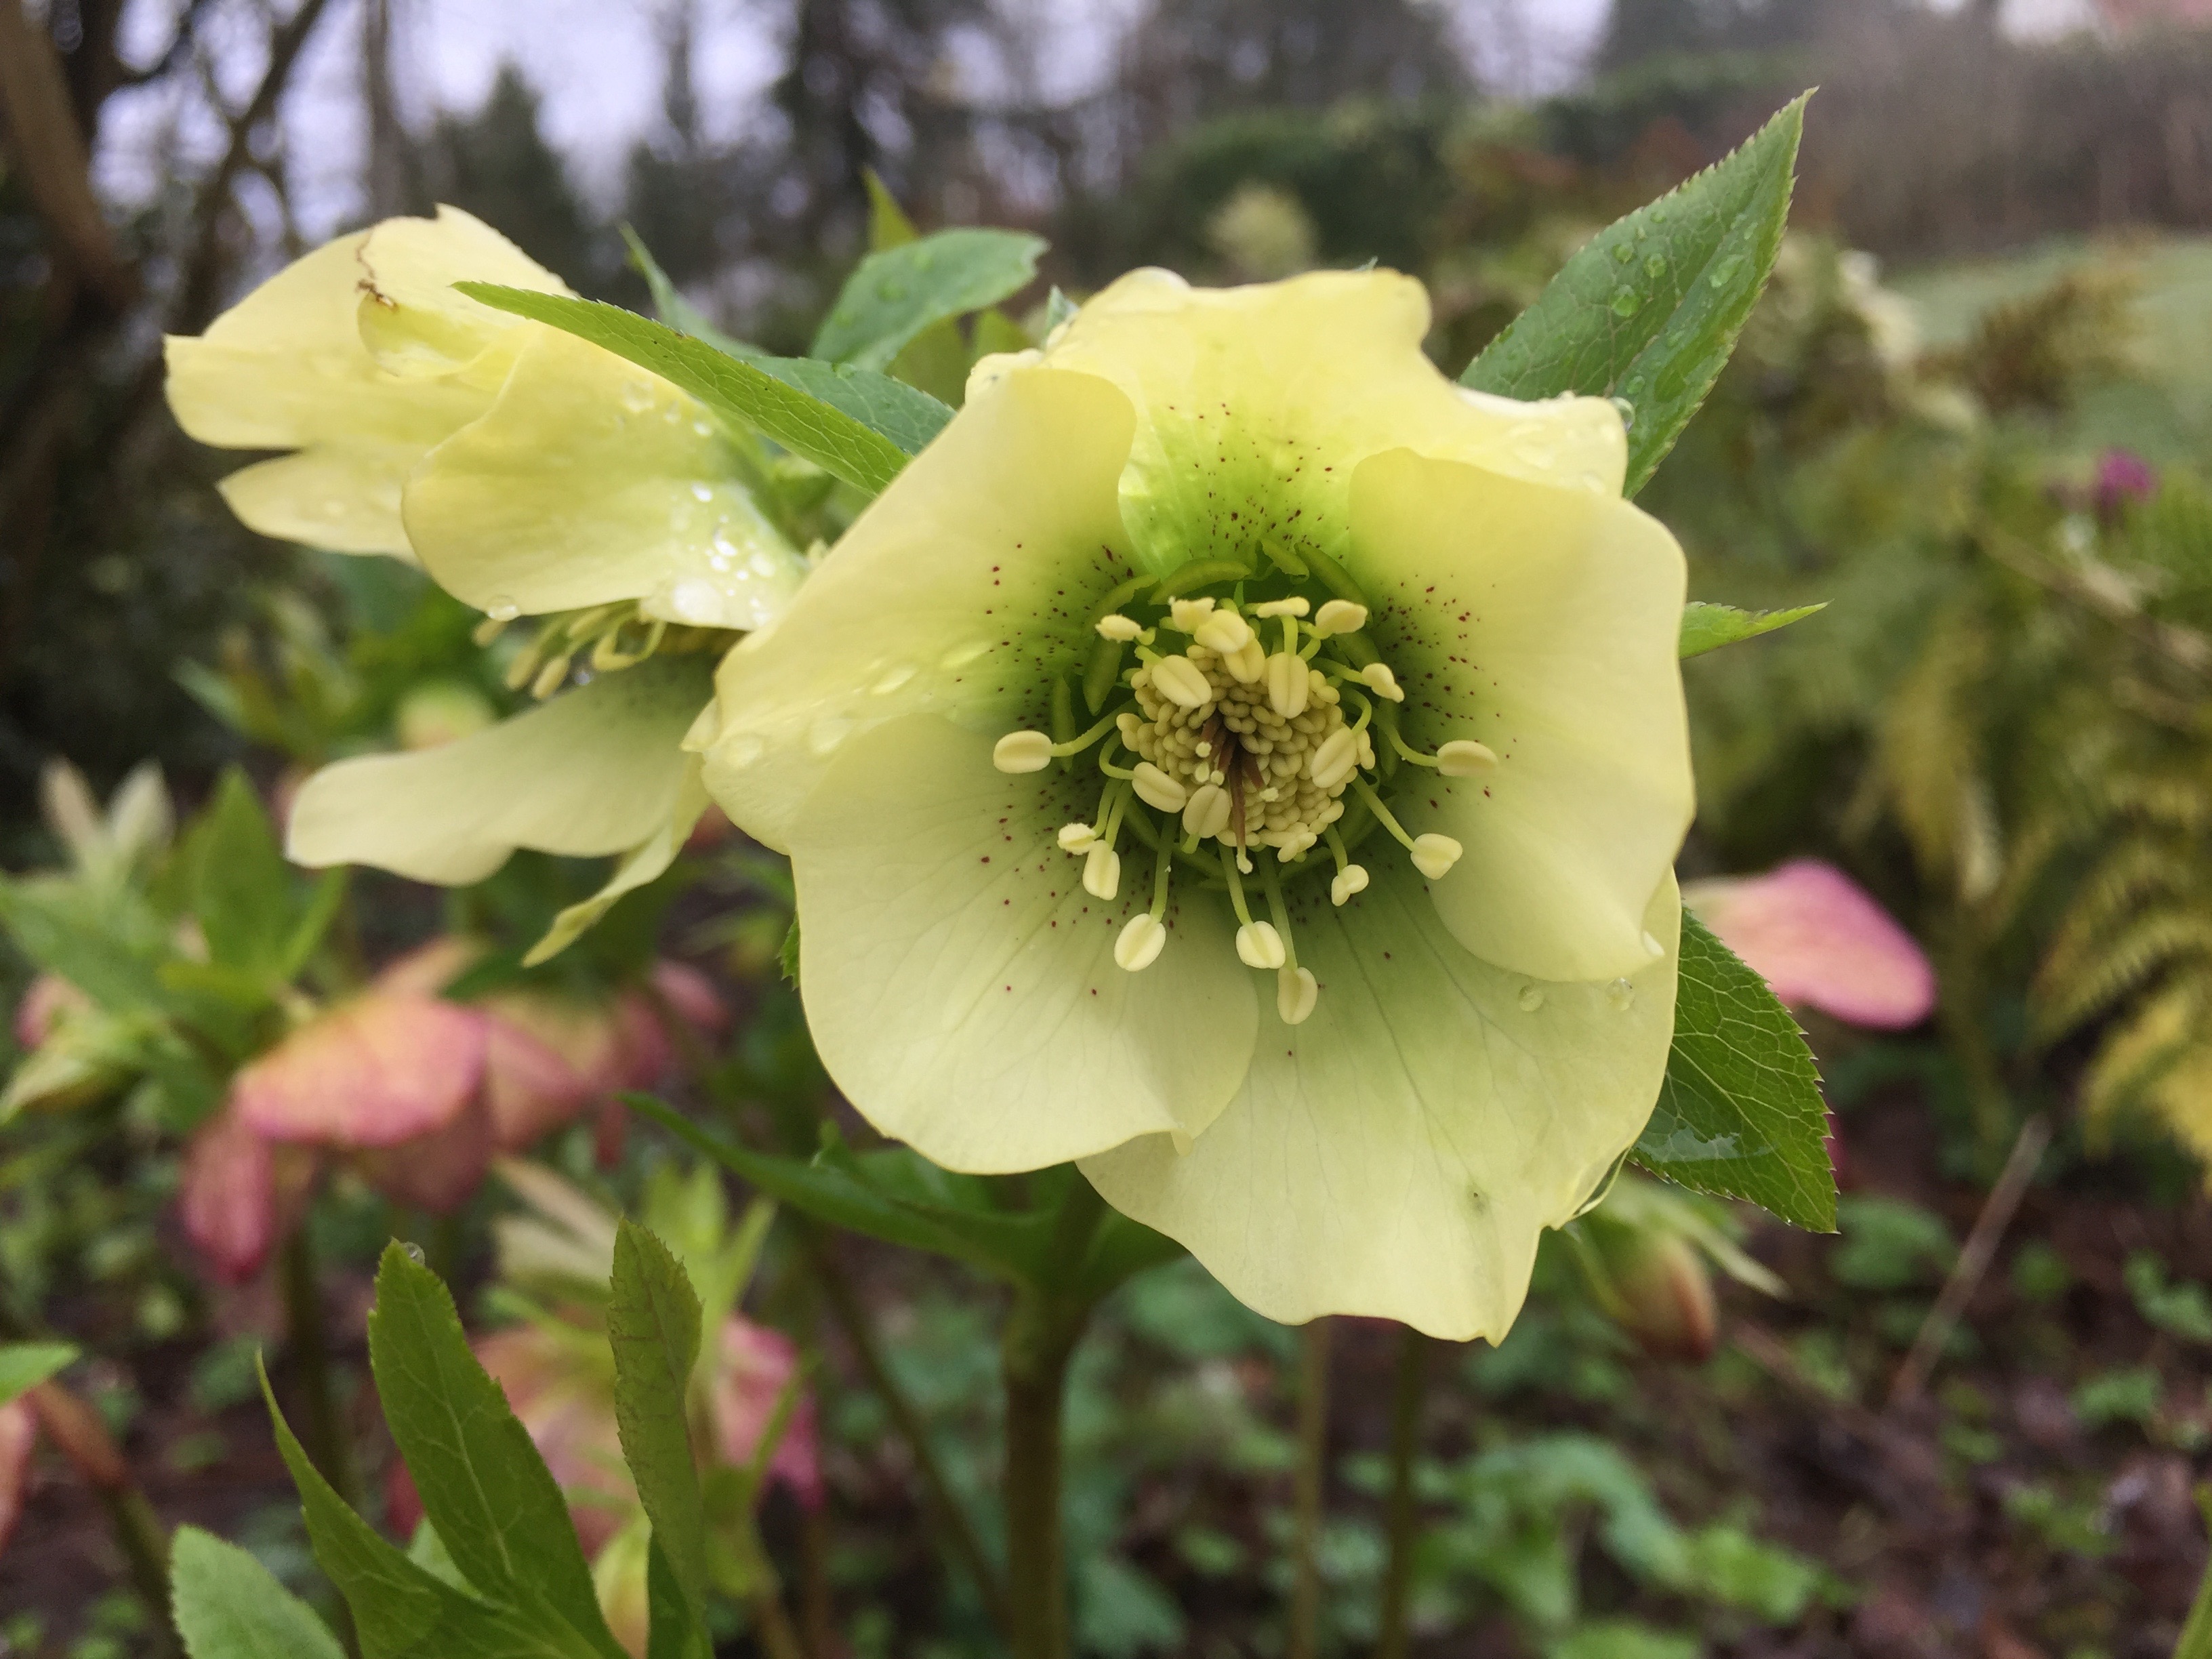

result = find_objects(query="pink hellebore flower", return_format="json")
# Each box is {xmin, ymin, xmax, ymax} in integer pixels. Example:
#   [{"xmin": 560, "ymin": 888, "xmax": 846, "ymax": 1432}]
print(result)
[
  {"xmin": 712, "ymin": 1317, "xmax": 823, "ymax": 1511},
  {"xmin": 0, "ymin": 1397, "xmax": 34, "ymax": 1556},
  {"xmin": 176, "ymin": 941, "xmax": 725, "ymax": 1279},
  {"xmin": 1681, "ymin": 858, "xmax": 1936, "ymax": 1030}
]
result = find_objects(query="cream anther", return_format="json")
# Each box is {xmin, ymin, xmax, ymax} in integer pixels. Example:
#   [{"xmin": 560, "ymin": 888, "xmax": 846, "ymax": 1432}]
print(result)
[
  {"xmin": 1131, "ymin": 762, "xmax": 1189, "ymax": 813},
  {"xmin": 1168, "ymin": 597, "xmax": 1217, "ymax": 632},
  {"xmin": 1252, "ymin": 597, "xmax": 1310, "ymax": 619},
  {"xmin": 1309, "ymin": 729, "xmax": 1359, "ymax": 792},
  {"xmin": 1183, "ymin": 783, "xmax": 1230, "ymax": 839},
  {"xmin": 1195, "ymin": 609, "xmax": 1254, "ymax": 654},
  {"xmin": 1330, "ymin": 864, "xmax": 1369, "ymax": 905},
  {"xmin": 1224, "ymin": 638, "xmax": 1267, "ymax": 684},
  {"xmin": 1115, "ymin": 914, "xmax": 1167, "ymax": 971},
  {"xmin": 1082, "ymin": 845, "xmax": 1122, "ymax": 900},
  {"xmin": 1359, "ymin": 662, "xmax": 1405, "ymax": 702},
  {"xmin": 1151, "ymin": 654, "xmax": 1214, "ymax": 708},
  {"xmin": 1277, "ymin": 965, "xmax": 1318, "ymax": 1025},
  {"xmin": 1410, "ymin": 833, "xmax": 1463, "ymax": 880},
  {"xmin": 1267, "ymin": 651, "xmax": 1311, "ymax": 718},
  {"xmin": 1058, "ymin": 823, "xmax": 1098, "ymax": 853},
  {"xmin": 1236, "ymin": 921, "xmax": 1287, "ymax": 970},
  {"xmin": 993, "ymin": 731, "xmax": 1053, "ymax": 773},
  {"xmin": 1313, "ymin": 599, "xmax": 1368, "ymax": 637},
  {"xmin": 1437, "ymin": 740, "xmax": 1498, "ymax": 776},
  {"xmin": 1095, "ymin": 613, "xmax": 1143, "ymax": 641},
  {"xmin": 1273, "ymin": 827, "xmax": 1317, "ymax": 862}
]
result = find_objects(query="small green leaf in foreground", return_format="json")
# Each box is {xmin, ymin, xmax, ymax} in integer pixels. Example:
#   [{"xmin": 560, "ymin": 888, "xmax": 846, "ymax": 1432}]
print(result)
[
  {"xmin": 618, "ymin": 224, "xmax": 768, "ymax": 361},
  {"xmin": 608, "ymin": 1220, "xmax": 710, "ymax": 1626},
  {"xmin": 365, "ymin": 1242, "xmax": 620, "ymax": 1653},
  {"xmin": 1634, "ymin": 910, "xmax": 1836, "ymax": 1231},
  {"xmin": 456, "ymin": 285, "xmax": 951, "ymax": 496},
  {"xmin": 811, "ymin": 228, "xmax": 1047, "ymax": 371},
  {"xmin": 1679, "ymin": 600, "xmax": 1826, "ymax": 659},
  {"xmin": 172, "ymin": 1525, "xmax": 347, "ymax": 1659},
  {"xmin": 1462, "ymin": 92, "xmax": 1809, "ymax": 495}
]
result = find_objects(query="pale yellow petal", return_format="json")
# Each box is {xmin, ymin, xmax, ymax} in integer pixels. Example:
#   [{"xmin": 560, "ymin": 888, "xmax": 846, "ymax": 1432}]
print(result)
[
  {"xmin": 404, "ymin": 325, "xmax": 802, "ymax": 626},
  {"xmin": 1349, "ymin": 447, "xmax": 1692, "ymax": 983},
  {"xmin": 1036, "ymin": 268, "xmax": 1626, "ymax": 579},
  {"xmin": 216, "ymin": 447, "xmax": 426, "ymax": 558},
  {"xmin": 523, "ymin": 757, "xmax": 710, "ymax": 966},
  {"xmin": 701, "ymin": 363, "xmax": 1136, "ymax": 853},
  {"xmin": 785, "ymin": 715, "xmax": 1256, "ymax": 1172},
  {"xmin": 1082, "ymin": 873, "xmax": 1681, "ymax": 1340},
  {"xmin": 286, "ymin": 655, "xmax": 713, "ymax": 884}
]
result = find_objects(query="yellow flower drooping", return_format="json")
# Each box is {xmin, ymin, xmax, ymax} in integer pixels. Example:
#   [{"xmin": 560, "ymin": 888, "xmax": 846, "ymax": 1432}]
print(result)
[
  {"xmin": 165, "ymin": 208, "xmax": 809, "ymax": 960},
  {"xmin": 696, "ymin": 268, "xmax": 1696, "ymax": 1339}
]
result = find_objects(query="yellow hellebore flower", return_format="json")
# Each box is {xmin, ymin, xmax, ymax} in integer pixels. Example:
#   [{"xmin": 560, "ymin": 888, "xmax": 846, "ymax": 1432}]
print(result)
[
  {"xmin": 164, "ymin": 208, "xmax": 808, "ymax": 958},
  {"xmin": 697, "ymin": 268, "xmax": 1695, "ymax": 1339}
]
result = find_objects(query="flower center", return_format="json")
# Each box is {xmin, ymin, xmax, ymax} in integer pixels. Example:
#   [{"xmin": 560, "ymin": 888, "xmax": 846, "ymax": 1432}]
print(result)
[{"xmin": 991, "ymin": 560, "xmax": 1496, "ymax": 1025}]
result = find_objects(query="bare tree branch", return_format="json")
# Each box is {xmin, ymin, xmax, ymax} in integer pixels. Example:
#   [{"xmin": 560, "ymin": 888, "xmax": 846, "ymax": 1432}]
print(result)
[{"xmin": 0, "ymin": 0, "xmax": 136, "ymax": 309}]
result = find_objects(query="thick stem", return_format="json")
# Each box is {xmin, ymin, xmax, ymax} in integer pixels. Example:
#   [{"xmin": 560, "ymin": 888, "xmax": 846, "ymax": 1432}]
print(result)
[
  {"xmin": 1375, "ymin": 1327, "xmax": 1430, "ymax": 1659},
  {"xmin": 100, "ymin": 1486, "xmax": 176, "ymax": 1641},
  {"xmin": 1002, "ymin": 1292, "xmax": 1079, "ymax": 1659},
  {"xmin": 1290, "ymin": 1319, "xmax": 1332, "ymax": 1659},
  {"xmin": 280, "ymin": 1229, "xmax": 359, "ymax": 1509}
]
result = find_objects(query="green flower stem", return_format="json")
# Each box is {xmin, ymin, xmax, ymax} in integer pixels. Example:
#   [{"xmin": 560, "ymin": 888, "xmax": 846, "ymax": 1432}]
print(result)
[
  {"xmin": 1289, "ymin": 1318, "xmax": 1332, "ymax": 1659},
  {"xmin": 2176, "ymin": 1486, "xmax": 2212, "ymax": 1659},
  {"xmin": 1376, "ymin": 1327, "xmax": 1431, "ymax": 1659},
  {"xmin": 804, "ymin": 1225, "xmax": 1012, "ymax": 1633},
  {"xmin": 279, "ymin": 1229, "xmax": 359, "ymax": 1510},
  {"xmin": 23, "ymin": 1378, "xmax": 176, "ymax": 1651},
  {"xmin": 1002, "ymin": 1179, "xmax": 1109, "ymax": 1659},
  {"xmin": 98, "ymin": 1485, "xmax": 177, "ymax": 1648}
]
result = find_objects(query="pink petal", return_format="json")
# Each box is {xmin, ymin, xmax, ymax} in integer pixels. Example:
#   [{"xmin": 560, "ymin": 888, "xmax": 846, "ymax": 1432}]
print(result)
[
  {"xmin": 180, "ymin": 1106, "xmax": 319, "ymax": 1283},
  {"xmin": 354, "ymin": 1094, "xmax": 497, "ymax": 1214},
  {"xmin": 234, "ymin": 994, "xmax": 489, "ymax": 1149},
  {"xmin": 1683, "ymin": 859, "xmax": 1937, "ymax": 1030},
  {"xmin": 14, "ymin": 974, "xmax": 88, "ymax": 1048},
  {"xmin": 0, "ymin": 1397, "xmax": 37, "ymax": 1557},
  {"xmin": 371, "ymin": 936, "xmax": 486, "ymax": 1000},
  {"xmin": 712, "ymin": 1317, "xmax": 823, "ymax": 1511},
  {"xmin": 651, "ymin": 962, "xmax": 729, "ymax": 1038},
  {"xmin": 479, "ymin": 994, "xmax": 621, "ymax": 1149}
]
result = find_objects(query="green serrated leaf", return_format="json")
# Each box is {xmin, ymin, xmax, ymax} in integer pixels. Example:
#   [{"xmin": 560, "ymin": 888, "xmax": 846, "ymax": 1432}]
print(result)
[
  {"xmin": 0, "ymin": 1341, "xmax": 76, "ymax": 1406},
  {"xmin": 1463, "ymin": 91, "xmax": 1809, "ymax": 495},
  {"xmin": 628, "ymin": 1096, "xmax": 1053, "ymax": 1282},
  {"xmin": 1679, "ymin": 600, "xmax": 1826, "ymax": 659},
  {"xmin": 260, "ymin": 1360, "xmax": 595, "ymax": 1659},
  {"xmin": 608, "ymin": 1221, "xmax": 710, "ymax": 1635},
  {"xmin": 1634, "ymin": 910, "xmax": 1836, "ymax": 1231},
  {"xmin": 618, "ymin": 225, "xmax": 768, "ymax": 363},
  {"xmin": 365, "ymin": 1244, "xmax": 625, "ymax": 1656},
  {"xmin": 777, "ymin": 918, "xmax": 801, "ymax": 989},
  {"xmin": 172, "ymin": 1525, "xmax": 347, "ymax": 1659},
  {"xmin": 188, "ymin": 769, "xmax": 295, "ymax": 980},
  {"xmin": 646, "ymin": 1536, "xmax": 708, "ymax": 1659},
  {"xmin": 456, "ymin": 285, "xmax": 949, "ymax": 496},
  {"xmin": 811, "ymin": 228, "xmax": 1047, "ymax": 372}
]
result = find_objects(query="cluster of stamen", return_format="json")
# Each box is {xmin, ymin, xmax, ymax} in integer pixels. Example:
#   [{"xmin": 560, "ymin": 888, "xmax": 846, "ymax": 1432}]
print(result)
[
  {"xmin": 476, "ymin": 603, "xmax": 725, "ymax": 699},
  {"xmin": 993, "ymin": 569, "xmax": 1500, "ymax": 1026}
]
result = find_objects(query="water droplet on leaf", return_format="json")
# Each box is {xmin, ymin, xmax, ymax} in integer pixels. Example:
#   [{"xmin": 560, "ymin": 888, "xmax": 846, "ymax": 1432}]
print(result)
[{"xmin": 1610, "ymin": 288, "xmax": 1643, "ymax": 319}]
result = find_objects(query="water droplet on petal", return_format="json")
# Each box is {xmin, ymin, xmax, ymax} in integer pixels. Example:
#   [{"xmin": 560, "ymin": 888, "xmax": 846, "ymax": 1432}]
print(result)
[
  {"xmin": 720, "ymin": 733, "xmax": 764, "ymax": 770},
  {"xmin": 690, "ymin": 482, "xmax": 715, "ymax": 502},
  {"xmin": 1517, "ymin": 985, "xmax": 1544, "ymax": 1012},
  {"xmin": 485, "ymin": 596, "xmax": 520, "ymax": 621},
  {"xmin": 871, "ymin": 663, "xmax": 916, "ymax": 695},
  {"xmin": 1606, "ymin": 977, "xmax": 1636, "ymax": 1011},
  {"xmin": 941, "ymin": 640, "xmax": 989, "ymax": 670},
  {"xmin": 619, "ymin": 379, "xmax": 656, "ymax": 413},
  {"xmin": 809, "ymin": 716, "xmax": 853, "ymax": 756},
  {"xmin": 692, "ymin": 418, "xmax": 714, "ymax": 437}
]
